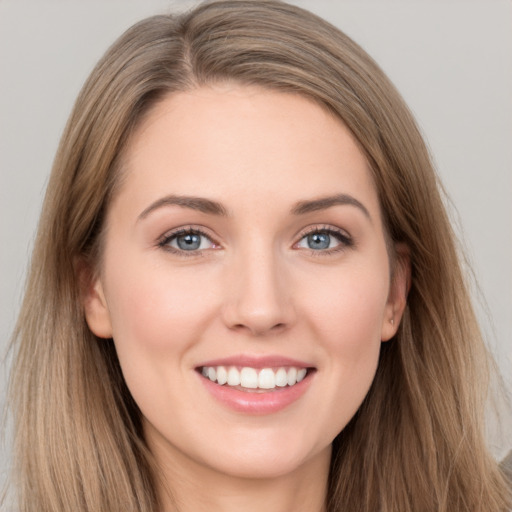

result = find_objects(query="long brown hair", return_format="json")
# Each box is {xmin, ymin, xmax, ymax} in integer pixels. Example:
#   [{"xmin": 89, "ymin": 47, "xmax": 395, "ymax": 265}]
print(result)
[{"xmin": 7, "ymin": 1, "xmax": 510, "ymax": 510}]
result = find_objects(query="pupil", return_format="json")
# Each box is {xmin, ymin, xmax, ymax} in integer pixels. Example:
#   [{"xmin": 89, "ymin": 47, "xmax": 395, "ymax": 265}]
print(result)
[
  {"xmin": 308, "ymin": 232, "xmax": 330, "ymax": 250},
  {"xmin": 177, "ymin": 233, "xmax": 201, "ymax": 250}
]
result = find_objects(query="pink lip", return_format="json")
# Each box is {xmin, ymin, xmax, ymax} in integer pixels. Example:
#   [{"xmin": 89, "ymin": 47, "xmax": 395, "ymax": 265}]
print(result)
[
  {"xmin": 196, "ymin": 354, "xmax": 313, "ymax": 370},
  {"xmin": 195, "ymin": 355, "xmax": 316, "ymax": 415}
]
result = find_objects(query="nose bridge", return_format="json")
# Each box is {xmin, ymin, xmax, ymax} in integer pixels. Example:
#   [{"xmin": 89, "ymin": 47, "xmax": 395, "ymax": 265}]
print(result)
[{"xmin": 222, "ymin": 236, "xmax": 293, "ymax": 335}]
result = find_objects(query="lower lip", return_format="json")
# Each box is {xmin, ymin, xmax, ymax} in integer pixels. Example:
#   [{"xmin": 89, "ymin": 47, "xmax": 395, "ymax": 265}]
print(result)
[{"xmin": 198, "ymin": 372, "xmax": 314, "ymax": 414}]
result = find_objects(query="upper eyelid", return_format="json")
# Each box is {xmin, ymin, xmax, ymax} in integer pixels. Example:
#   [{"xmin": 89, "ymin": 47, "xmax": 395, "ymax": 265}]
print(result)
[
  {"xmin": 294, "ymin": 225, "xmax": 354, "ymax": 252},
  {"xmin": 156, "ymin": 223, "xmax": 352, "ymax": 249},
  {"xmin": 158, "ymin": 226, "xmax": 219, "ymax": 247},
  {"xmin": 296, "ymin": 224, "xmax": 351, "ymax": 240},
  {"xmin": 159, "ymin": 225, "xmax": 214, "ymax": 239}
]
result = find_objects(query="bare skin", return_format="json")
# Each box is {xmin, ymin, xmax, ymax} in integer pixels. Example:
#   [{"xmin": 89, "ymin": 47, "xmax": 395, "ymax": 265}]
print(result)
[
  {"xmin": 152, "ymin": 431, "xmax": 330, "ymax": 512},
  {"xmin": 84, "ymin": 84, "xmax": 408, "ymax": 512}
]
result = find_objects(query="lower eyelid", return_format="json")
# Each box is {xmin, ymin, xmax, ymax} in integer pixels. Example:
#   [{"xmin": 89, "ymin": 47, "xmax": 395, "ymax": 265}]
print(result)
[
  {"xmin": 157, "ymin": 226, "xmax": 352, "ymax": 254},
  {"xmin": 296, "ymin": 227, "xmax": 352, "ymax": 245},
  {"xmin": 157, "ymin": 227, "xmax": 218, "ymax": 251}
]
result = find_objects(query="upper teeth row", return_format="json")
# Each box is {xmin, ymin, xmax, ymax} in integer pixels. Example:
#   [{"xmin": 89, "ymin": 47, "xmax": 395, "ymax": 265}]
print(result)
[{"xmin": 201, "ymin": 366, "xmax": 307, "ymax": 389}]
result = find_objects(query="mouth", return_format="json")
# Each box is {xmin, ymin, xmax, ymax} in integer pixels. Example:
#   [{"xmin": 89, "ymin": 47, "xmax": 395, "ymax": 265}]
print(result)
[
  {"xmin": 197, "ymin": 365, "xmax": 315, "ymax": 392},
  {"xmin": 195, "ymin": 357, "xmax": 316, "ymax": 413}
]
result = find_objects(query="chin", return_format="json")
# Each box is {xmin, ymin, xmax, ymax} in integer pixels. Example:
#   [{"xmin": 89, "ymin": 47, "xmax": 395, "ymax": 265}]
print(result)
[
  {"xmin": 204, "ymin": 445, "xmax": 329, "ymax": 481},
  {"xmin": 196, "ymin": 425, "xmax": 334, "ymax": 481}
]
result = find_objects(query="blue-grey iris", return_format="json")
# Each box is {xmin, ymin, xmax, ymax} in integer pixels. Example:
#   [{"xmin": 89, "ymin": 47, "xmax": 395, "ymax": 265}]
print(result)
[
  {"xmin": 308, "ymin": 232, "xmax": 330, "ymax": 250},
  {"xmin": 177, "ymin": 233, "xmax": 201, "ymax": 250}
]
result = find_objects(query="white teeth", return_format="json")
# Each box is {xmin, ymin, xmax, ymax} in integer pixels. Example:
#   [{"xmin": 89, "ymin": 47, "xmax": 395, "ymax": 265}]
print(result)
[
  {"xmin": 227, "ymin": 367, "xmax": 241, "ymax": 386},
  {"xmin": 240, "ymin": 367, "xmax": 258, "ymax": 388},
  {"xmin": 216, "ymin": 366, "xmax": 228, "ymax": 385},
  {"xmin": 275, "ymin": 368, "xmax": 288, "ymax": 387},
  {"xmin": 201, "ymin": 365, "xmax": 309, "ymax": 389},
  {"xmin": 258, "ymin": 368, "xmax": 275, "ymax": 389}
]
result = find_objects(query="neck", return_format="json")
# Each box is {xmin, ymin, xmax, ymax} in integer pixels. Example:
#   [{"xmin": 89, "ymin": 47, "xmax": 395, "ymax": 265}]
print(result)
[{"xmin": 151, "ymin": 438, "xmax": 331, "ymax": 512}]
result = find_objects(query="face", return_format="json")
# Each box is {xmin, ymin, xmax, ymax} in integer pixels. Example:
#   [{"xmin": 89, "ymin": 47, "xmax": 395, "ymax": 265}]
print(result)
[{"xmin": 84, "ymin": 85, "xmax": 408, "ymax": 482}]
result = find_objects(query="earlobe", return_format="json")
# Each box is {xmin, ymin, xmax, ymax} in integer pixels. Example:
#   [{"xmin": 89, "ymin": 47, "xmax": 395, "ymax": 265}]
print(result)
[
  {"xmin": 78, "ymin": 261, "xmax": 113, "ymax": 339},
  {"xmin": 381, "ymin": 244, "xmax": 411, "ymax": 342}
]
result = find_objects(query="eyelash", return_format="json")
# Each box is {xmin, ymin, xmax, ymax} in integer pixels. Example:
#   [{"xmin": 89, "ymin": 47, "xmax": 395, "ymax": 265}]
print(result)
[
  {"xmin": 157, "ymin": 225, "xmax": 354, "ymax": 257},
  {"xmin": 296, "ymin": 225, "xmax": 354, "ymax": 256},
  {"xmin": 157, "ymin": 226, "xmax": 218, "ymax": 257}
]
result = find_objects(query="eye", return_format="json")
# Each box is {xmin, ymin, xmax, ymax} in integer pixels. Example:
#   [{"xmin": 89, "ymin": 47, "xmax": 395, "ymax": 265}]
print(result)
[
  {"xmin": 158, "ymin": 228, "xmax": 218, "ymax": 254},
  {"xmin": 295, "ymin": 227, "xmax": 352, "ymax": 253}
]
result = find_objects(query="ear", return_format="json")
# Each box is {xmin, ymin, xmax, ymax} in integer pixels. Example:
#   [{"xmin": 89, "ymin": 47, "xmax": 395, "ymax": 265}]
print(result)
[
  {"xmin": 381, "ymin": 243, "xmax": 410, "ymax": 342},
  {"xmin": 77, "ymin": 260, "xmax": 113, "ymax": 339}
]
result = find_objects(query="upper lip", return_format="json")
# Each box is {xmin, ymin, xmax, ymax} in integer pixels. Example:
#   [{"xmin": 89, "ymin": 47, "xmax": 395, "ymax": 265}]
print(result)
[{"xmin": 196, "ymin": 354, "xmax": 314, "ymax": 369}]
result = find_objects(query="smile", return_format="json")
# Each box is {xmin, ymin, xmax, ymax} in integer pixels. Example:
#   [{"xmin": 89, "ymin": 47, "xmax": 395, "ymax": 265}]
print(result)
[
  {"xmin": 200, "ymin": 366, "xmax": 309, "ymax": 390},
  {"xmin": 196, "ymin": 356, "xmax": 316, "ymax": 413}
]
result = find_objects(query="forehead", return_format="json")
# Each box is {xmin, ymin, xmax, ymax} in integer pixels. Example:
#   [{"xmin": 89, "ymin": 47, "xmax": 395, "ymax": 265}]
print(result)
[{"xmin": 114, "ymin": 84, "xmax": 380, "ymax": 219}]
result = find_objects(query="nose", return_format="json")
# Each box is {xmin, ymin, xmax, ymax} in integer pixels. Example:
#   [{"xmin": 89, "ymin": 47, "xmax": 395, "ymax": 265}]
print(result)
[{"xmin": 221, "ymin": 245, "xmax": 295, "ymax": 336}]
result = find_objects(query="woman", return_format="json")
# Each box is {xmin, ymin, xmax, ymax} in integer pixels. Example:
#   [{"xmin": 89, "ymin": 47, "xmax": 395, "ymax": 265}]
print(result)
[{"xmin": 6, "ymin": 1, "xmax": 510, "ymax": 511}]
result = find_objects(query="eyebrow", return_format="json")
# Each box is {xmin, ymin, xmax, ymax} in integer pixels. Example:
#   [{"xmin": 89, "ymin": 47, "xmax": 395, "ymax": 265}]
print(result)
[
  {"xmin": 138, "ymin": 195, "xmax": 228, "ymax": 220},
  {"xmin": 138, "ymin": 193, "xmax": 370, "ymax": 221},
  {"xmin": 291, "ymin": 194, "xmax": 371, "ymax": 219}
]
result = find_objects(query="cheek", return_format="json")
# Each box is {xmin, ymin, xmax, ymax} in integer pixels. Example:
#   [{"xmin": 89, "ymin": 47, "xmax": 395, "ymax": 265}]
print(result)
[
  {"xmin": 307, "ymin": 274, "xmax": 387, "ymax": 440},
  {"xmin": 102, "ymin": 255, "xmax": 221, "ymax": 420},
  {"xmin": 305, "ymin": 263, "xmax": 388, "ymax": 410},
  {"xmin": 309, "ymin": 263, "xmax": 389, "ymax": 347},
  {"xmin": 105, "ymin": 256, "xmax": 216, "ymax": 351}
]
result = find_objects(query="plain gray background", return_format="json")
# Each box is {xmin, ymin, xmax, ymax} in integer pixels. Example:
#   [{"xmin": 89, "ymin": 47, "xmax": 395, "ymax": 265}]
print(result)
[{"xmin": 1, "ymin": 0, "xmax": 511, "ymax": 487}]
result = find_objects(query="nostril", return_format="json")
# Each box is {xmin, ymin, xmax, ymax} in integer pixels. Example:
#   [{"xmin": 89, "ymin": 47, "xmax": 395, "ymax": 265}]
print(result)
[{"xmin": 230, "ymin": 321, "xmax": 287, "ymax": 336}]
